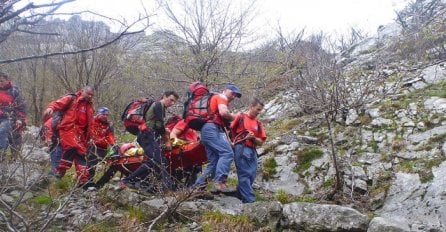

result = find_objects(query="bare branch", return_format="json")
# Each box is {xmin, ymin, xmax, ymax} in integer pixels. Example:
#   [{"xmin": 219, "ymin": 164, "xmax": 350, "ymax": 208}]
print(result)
[{"xmin": 0, "ymin": 28, "xmax": 145, "ymax": 64}]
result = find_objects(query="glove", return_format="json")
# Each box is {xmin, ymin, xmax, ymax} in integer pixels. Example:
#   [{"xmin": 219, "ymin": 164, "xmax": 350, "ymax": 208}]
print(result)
[{"xmin": 138, "ymin": 123, "xmax": 149, "ymax": 133}]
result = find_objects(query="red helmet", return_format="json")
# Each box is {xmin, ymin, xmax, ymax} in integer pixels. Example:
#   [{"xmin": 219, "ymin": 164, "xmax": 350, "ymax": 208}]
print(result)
[{"xmin": 119, "ymin": 143, "xmax": 136, "ymax": 155}]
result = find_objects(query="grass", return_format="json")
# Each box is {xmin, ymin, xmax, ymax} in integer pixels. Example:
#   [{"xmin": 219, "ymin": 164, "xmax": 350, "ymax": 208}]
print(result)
[
  {"xmin": 322, "ymin": 178, "xmax": 335, "ymax": 188},
  {"xmin": 275, "ymin": 189, "xmax": 316, "ymax": 204},
  {"xmin": 127, "ymin": 206, "xmax": 146, "ymax": 221},
  {"xmin": 262, "ymin": 157, "xmax": 277, "ymax": 180},
  {"xmin": 276, "ymin": 189, "xmax": 291, "ymax": 204},
  {"xmin": 293, "ymin": 147, "xmax": 324, "ymax": 173},
  {"xmin": 369, "ymin": 170, "xmax": 392, "ymax": 197},
  {"xmin": 265, "ymin": 117, "xmax": 303, "ymax": 139},
  {"xmin": 368, "ymin": 140, "xmax": 379, "ymax": 153},
  {"xmin": 32, "ymin": 195, "xmax": 52, "ymax": 205},
  {"xmin": 201, "ymin": 211, "xmax": 255, "ymax": 232}
]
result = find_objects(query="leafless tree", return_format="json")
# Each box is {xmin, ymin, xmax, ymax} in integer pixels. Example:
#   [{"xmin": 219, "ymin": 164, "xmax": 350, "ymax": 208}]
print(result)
[
  {"xmin": 0, "ymin": 0, "xmax": 151, "ymax": 64},
  {"xmin": 394, "ymin": 0, "xmax": 446, "ymax": 61},
  {"xmin": 155, "ymin": 0, "xmax": 258, "ymax": 83},
  {"xmin": 336, "ymin": 27, "xmax": 368, "ymax": 52}
]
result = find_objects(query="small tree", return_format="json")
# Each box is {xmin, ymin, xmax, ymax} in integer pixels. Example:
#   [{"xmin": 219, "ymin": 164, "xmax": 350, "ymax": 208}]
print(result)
[{"xmin": 155, "ymin": 0, "xmax": 257, "ymax": 83}]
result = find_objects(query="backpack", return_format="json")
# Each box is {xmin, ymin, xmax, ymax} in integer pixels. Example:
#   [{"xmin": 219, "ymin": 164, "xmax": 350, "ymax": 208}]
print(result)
[
  {"xmin": 121, "ymin": 97, "xmax": 154, "ymax": 135},
  {"xmin": 182, "ymin": 81, "xmax": 215, "ymax": 130},
  {"xmin": 39, "ymin": 93, "xmax": 76, "ymax": 145}
]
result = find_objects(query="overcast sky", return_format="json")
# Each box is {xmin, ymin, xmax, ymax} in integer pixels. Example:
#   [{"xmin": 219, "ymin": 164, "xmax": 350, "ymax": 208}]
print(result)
[{"xmin": 62, "ymin": 0, "xmax": 410, "ymax": 38}]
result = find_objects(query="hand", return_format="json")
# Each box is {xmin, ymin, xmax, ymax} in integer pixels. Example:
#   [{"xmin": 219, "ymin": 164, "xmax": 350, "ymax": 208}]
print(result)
[
  {"xmin": 246, "ymin": 131, "xmax": 256, "ymax": 140},
  {"xmin": 164, "ymin": 143, "xmax": 172, "ymax": 151},
  {"xmin": 138, "ymin": 123, "xmax": 149, "ymax": 133},
  {"xmin": 43, "ymin": 108, "xmax": 53, "ymax": 117},
  {"xmin": 15, "ymin": 120, "xmax": 23, "ymax": 129}
]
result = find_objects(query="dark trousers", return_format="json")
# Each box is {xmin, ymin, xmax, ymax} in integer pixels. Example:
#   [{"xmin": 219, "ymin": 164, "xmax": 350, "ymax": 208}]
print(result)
[
  {"xmin": 123, "ymin": 131, "xmax": 173, "ymax": 190},
  {"xmin": 86, "ymin": 146, "xmax": 107, "ymax": 181}
]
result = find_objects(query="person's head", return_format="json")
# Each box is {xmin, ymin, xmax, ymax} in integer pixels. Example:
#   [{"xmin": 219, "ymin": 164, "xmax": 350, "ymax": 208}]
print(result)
[
  {"xmin": 161, "ymin": 91, "xmax": 179, "ymax": 108},
  {"xmin": 80, "ymin": 86, "xmax": 94, "ymax": 101},
  {"xmin": 96, "ymin": 106, "xmax": 110, "ymax": 122},
  {"xmin": 248, "ymin": 97, "xmax": 264, "ymax": 118},
  {"xmin": 0, "ymin": 72, "xmax": 11, "ymax": 89},
  {"xmin": 223, "ymin": 83, "xmax": 242, "ymax": 102}
]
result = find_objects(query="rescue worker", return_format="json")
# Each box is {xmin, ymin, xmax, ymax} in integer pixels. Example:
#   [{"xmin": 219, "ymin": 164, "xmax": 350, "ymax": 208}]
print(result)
[
  {"xmin": 86, "ymin": 106, "xmax": 115, "ymax": 186},
  {"xmin": 230, "ymin": 97, "xmax": 267, "ymax": 203},
  {"xmin": 0, "ymin": 71, "xmax": 26, "ymax": 161},
  {"xmin": 43, "ymin": 86, "xmax": 94, "ymax": 188}
]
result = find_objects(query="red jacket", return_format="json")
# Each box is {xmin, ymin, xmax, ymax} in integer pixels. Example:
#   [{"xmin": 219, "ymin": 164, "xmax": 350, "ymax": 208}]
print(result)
[
  {"xmin": 0, "ymin": 81, "xmax": 27, "ymax": 124},
  {"xmin": 89, "ymin": 116, "xmax": 115, "ymax": 149},
  {"xmin": 47, "ymin": 91, "xmax": 93, "ymax": 155}
]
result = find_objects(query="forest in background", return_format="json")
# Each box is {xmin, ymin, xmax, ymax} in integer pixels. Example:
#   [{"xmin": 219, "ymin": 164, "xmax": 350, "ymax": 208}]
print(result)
[{"xmin": 1, "ymin": 0, "xmax": 445, "ymax": 133}]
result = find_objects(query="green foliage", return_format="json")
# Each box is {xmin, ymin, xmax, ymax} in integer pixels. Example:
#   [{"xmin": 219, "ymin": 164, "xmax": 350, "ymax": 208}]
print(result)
[
  {"xmin": 262, "ymin": 157, "xmax": 277, "ymax": 180},
  {"xmin": 201, "ymin": 211, "xmax": 255, "ymax": 232},
  {"xmin": 127, "ymin": 206, "xmax": 146, "ymax": 221},
  {"xmin": 293, "ymin": 147, "xmax": 324, "ymax": 173},
  {"xmin": 32, "ymin": 195, "xmax": 52, "ymax": 205}
]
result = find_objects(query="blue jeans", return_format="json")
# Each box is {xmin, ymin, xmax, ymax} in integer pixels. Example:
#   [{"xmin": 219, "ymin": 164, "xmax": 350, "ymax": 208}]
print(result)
[
  {"xmin": 0, "ymin": 118, "xmax": 11, "ymax": 151},
  {"xmin": 234, "ymin": 143, "xmax": 257, "ymax": 203},
  {"xmin": 50, "ymin": 144, "xmax": 63, "ymax": 173},
  {"xmin": 195, "ymin": 123, "xmax": 234, "ymax": 186}
]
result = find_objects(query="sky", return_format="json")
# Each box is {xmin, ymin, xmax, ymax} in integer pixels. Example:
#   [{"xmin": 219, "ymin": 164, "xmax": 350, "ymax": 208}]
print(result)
[{"xmin": 60, "ymin": 0, "xmax": 410, "ymax": 38}]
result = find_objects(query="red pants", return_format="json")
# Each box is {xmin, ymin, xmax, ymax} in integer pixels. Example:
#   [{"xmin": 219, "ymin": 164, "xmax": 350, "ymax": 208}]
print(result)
[{"xmin": 56, "ymin": 148, "xmax": 90, "ymax": 185}]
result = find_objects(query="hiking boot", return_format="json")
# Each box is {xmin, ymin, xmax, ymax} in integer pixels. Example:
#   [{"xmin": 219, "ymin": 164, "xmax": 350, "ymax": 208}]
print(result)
[{"xmin": 211, "ymin": 182, "xmax": 236, "ymax": 194}]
